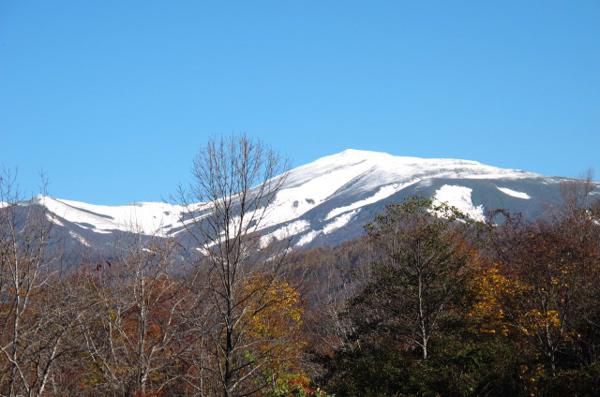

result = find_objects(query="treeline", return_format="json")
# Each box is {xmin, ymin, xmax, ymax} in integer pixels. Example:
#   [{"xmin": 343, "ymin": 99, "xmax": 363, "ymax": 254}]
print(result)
[
  {"xmin": 0, "ymin": 216, "xmax": 309, "ymax": 396},
  {"xmin": 2, "ymin": 136, "xmax": 600, "ymax": 396},
  {"xmin": 0, "ymin": 137, "xmax": 321, "ymax": 397},
  {"xmin": 310, "ymin": 181, "xmax": 600, "ymax": 396}
]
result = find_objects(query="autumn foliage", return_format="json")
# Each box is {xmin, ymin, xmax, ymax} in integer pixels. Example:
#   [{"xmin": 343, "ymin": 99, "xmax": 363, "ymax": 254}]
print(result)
[
  {"xmin": 320, "ymin": 182, "xmax": 600, "ymax": 396},
  {"xmin": 2, "ymin": 168, "xmax": 600, "ymax": 396}
]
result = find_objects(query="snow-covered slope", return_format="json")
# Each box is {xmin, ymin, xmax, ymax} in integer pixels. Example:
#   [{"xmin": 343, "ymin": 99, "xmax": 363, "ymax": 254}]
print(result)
[
  {"xmin": 38, "ymin": 196, "xmax": 184, "ymax": 236},
  {"xmin": 20, "ymin": 149, "xmax": 596, "ymax": 253}
]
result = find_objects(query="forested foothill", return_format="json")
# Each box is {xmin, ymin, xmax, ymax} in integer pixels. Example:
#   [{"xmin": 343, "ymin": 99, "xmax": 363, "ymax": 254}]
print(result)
[{"xmin": 2, "ymin": 139, "xmax": 600, "ymax": 396}]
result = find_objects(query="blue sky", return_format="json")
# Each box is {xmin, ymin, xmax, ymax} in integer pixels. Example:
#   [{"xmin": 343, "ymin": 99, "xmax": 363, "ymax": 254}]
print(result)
[{"xmin": 1, "ymin": 1, "xmax": 599, "ymax": 204}]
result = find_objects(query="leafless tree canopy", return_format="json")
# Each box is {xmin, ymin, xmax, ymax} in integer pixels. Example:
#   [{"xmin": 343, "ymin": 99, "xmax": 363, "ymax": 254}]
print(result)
[
  {"xmin": 180, "ymin": 135, "xmax": 293, "ymax": 396},
  {"xmin": 0, "ymin": 170, "xmax": 78, "ymax": 397}
]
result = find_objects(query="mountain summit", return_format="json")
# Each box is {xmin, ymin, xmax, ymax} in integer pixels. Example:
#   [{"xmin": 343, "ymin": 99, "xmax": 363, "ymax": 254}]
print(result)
[{"xmin": 25, "ymin": 150, "xmax": 593, "ymax": 253}]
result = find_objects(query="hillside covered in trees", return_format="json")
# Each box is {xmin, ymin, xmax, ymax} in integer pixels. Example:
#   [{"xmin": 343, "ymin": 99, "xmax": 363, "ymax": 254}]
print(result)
[{"xmin": 2, "ymin": 138, "xmax": 600, "ymax": 396}]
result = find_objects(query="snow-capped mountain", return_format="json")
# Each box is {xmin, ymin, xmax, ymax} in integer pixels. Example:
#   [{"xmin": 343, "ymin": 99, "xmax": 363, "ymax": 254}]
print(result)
[{"xmin": 22, "ymin": 149, "xmax": 598, "ymax": 254}]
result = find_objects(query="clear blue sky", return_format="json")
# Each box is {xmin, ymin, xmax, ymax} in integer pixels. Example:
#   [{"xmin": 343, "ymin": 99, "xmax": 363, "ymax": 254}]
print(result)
[{"xmin": 1, "ymin": 1, "xmax": 599, "ymax": 204}]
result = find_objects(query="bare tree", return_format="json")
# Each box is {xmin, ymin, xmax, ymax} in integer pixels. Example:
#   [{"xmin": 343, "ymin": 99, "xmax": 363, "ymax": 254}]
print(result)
[
  {"xmin": 179, "ymin": 135, "xmax": 291, "ymax": 396},
  {"xmin": 0, "ymin": 170, "xmax": 83, "ymax": 397},
  {"xmin": 75, "ymin": 237, "xmax": 192, "ymax": 396}
]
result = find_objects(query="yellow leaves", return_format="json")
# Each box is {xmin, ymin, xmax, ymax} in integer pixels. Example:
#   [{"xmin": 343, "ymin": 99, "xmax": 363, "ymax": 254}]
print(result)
[
  {"xmin": 241, "ymin": 274, "xmax": 305, "ymax": 381},
  {"xmin": 519, "ymin": 309, "xmax": 561, "ymax": 336},
  {"xmin": 468, "ymin": 265, "xmax": 519, "ymax": 336},
  {"xmin": 470, "ymin": 264, "xmax": 565, "ymax": 342},
  {"xmin": 244, "ymin": 275, "xmax": 303, "ymax": 340}
]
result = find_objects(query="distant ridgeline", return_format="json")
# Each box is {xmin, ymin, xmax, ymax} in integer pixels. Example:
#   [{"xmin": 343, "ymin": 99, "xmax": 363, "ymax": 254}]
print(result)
[{"xmin": 12, "ymin": 149, "xmax": 599, "ymax": 261}]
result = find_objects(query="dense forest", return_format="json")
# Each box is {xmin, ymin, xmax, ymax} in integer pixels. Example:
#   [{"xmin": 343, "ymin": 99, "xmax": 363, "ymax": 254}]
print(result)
[{"xmin": 2, "ymin": 138, "xmax": 600, "ymax": 396}]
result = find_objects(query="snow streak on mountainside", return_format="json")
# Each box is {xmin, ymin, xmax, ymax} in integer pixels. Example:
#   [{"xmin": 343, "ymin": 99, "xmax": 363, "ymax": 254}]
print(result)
[
  {"xmin": 37, "ymin": 196, "xmax": 184, "ymax": 236},
  {"xmin": 497, "ymin": 187, "xmax": 531, "ymax": 200},
  {"xmin": 21, "ymin": 149, "xmax": 597, "ymax": 253}
]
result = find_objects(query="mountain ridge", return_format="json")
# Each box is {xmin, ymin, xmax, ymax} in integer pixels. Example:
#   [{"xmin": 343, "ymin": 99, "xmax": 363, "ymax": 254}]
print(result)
[{"xmin": 13, "ymin": 149, "xmax": 598, "ymax": 255}]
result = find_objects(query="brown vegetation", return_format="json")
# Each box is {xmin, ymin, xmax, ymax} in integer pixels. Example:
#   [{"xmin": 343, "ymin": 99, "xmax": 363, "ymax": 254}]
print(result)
[{"xmin": 2, "ymin": 154, "xmax": 600, "ymax": 396}]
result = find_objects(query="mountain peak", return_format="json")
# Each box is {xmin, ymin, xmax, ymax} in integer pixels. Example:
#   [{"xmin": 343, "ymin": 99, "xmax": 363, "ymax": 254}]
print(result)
[
  {"xmin": 12, "ymin": 149, "xmax": 583, "ymax": 258},
  {"xmin": 337, "ymin": 148, "xmax": 390, "ymax": 156},
  {"xmin": 327, "ymin": 148, "xmax": 394, "ymax": 162},
  {"xmin": 302, "ymin": 149, "xmax": 536, "ymax": 181},
  {"xmin": 323, "ymin": 149, "xmax": 488, "ymax": 168}
]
